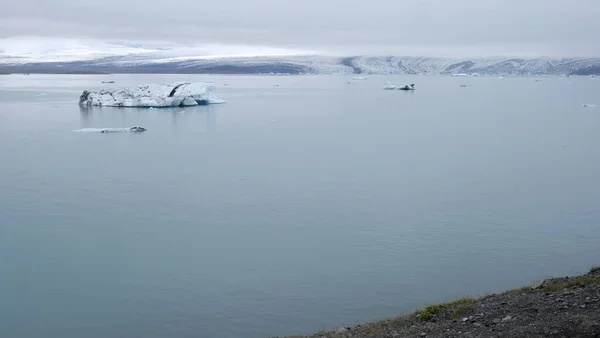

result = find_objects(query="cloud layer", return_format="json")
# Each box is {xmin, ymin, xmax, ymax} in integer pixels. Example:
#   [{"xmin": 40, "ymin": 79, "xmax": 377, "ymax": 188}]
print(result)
[{"xmin": 1, "ymin": 0, "xmax": 599, "ymax": 57}]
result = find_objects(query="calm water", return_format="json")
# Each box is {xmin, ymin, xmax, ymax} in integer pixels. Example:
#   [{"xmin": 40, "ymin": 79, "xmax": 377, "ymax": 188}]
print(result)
[{"xmin": 1, "ymin": 74, "xmax": 599, "ymax": 338}]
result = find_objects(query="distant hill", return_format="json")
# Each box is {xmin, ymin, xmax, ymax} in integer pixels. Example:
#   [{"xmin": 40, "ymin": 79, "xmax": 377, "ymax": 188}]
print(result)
[{"xmin": 1, "ymin": 55, "xmax": 600, "ymax": 75}]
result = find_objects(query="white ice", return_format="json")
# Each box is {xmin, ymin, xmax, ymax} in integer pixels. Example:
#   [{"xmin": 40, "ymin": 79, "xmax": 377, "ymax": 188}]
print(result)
[
  {"xmin": 79, "ymin": 82, "xmax": 225, "ymax": 108},
  {"xmin": 73, "ymin": 127, "xmax": 145, "ymax": 133},
  {"xmin": 383, "ymin": 82, "xmax": 415, "ymax": 90},
  {"xmin": 383, "ymin": 81, "xmax": 398, "ymax": 90},
  {"xmin": 74, "ymin": 128, "xmax": 131, "ymax": 133}
]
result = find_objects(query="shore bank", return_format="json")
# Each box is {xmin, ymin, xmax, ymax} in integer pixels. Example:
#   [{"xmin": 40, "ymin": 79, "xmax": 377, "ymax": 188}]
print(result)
[{"xmin": 285, "ymin": 267, "xmax": 600, "ymax": 338}]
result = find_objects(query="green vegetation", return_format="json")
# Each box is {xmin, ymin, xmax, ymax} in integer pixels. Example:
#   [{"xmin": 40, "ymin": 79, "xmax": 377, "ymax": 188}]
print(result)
[
  {"xmin": 542, "ymin": 276, "xmax": 600, "ymax": 292},
  {"xmin": 502, "ymin": 286, "xmax": 532, "ymax": 296},
  {"xmin": 452, "ymin": 302, "xmax": 475, "ymax": 319},
  {"xmin": 419, "ymin": 298, "xmax": 475, "ymax": 322},
  {"xmin": 416, "ymin": 266, "xmax": 600, "ymax": 322}
]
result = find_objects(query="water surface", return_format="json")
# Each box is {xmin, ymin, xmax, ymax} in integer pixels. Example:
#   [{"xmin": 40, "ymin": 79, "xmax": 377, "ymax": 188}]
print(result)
[{"xmin": 1, "ymin": 74, "xmax": 599, "ymax": 338}]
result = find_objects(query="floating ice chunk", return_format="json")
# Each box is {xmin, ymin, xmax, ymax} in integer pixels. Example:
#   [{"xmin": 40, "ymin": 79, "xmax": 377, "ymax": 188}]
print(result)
[
  {"xmin": 383, "ymin": 81, "xmax": 398, "ymax": 90},
  {"xmin": 352, "ymin": 76, "xmax": 368, "ymax": 80},
  {"xmin": 582, "ymin": 104, "xmax": 597, "ymax": 108},
  {"xmin": 74, "ymin": 128, "xmax": 127, "ymax": 133},
  {"xmin": 384, "ymin": 82, "xmax": 415, "ymax": 90},
  {"xmin": 74, "ymin": 126, "xmax": 147, "ymax": 133},
  {"xmin": 79, "ymin": 82, "xmax": 225, "ymax": 108}
]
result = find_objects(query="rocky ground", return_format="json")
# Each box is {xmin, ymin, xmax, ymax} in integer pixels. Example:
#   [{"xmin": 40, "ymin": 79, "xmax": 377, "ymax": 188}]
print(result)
[{"xmin": 285, "ymin": 267, "xmax": 600, "ymax": 338}]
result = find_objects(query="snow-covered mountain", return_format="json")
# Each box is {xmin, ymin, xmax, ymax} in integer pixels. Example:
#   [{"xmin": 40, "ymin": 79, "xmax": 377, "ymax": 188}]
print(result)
[
  {"xmin": 1, "ymin": 53, "xmax": 599, "ymax": 76},
  {"xmin": 1, "ymin": 38, "xmax": 599, "ymax": 75},
  {"xmin": 342, "ymin": 56, "xmax": 600, "ymax": 76}
]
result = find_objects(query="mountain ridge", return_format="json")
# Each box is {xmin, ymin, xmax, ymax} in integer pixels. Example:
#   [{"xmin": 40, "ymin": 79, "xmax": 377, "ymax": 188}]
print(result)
[{"xmin": 1, "ymin": 55, "xmax": 599, "ymax": 75}]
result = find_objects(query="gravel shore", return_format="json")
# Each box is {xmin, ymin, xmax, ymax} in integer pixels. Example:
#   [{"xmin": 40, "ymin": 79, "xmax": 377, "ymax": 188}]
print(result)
[{"xmin": 285, "ymin": 267, "xmax": 600, "ymax": 338}]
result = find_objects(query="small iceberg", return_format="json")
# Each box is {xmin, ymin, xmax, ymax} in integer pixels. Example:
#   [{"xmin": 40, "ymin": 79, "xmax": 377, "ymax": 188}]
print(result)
[
  {"xmin": 74, "ymin": 126, "xmax": 147, "ymax": 133},
  {"xmin": 352, "ymin": 76, "xmax": 368, "ymax": 80},
  {"xmin": 383, "ymin": 82, "xmax": 398, "ymax": 90},
  {"xmin": 398, "ymin": 84, "xmax": 415, "ymax": 91},
  {"xmin": 79, "ymin": 82, "xmax": 225, "ymax": 108},
  {"xmin": 383, "ymin": 82, "xmax": 415, "ymax": 90},
  {"xmin": 582, "ymin": 104, "xmax": 597, "ymax": 108}
]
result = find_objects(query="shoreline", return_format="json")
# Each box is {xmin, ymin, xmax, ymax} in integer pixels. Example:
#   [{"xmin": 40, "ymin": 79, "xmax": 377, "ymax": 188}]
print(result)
[{"xmin": 285, "ymin": 267, "xmax": 600, "ymax": 338}]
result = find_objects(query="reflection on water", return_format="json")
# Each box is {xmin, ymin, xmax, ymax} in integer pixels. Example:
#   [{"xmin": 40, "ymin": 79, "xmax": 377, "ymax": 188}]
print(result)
[
  {"xmin": 80, "ymin": 104, "xmax": 219, "ymax": 133},
  {"xmin": 205, "ymin": 106, "xmax": 217, "ymax": 132},
  {"xmin": 79, "ymin": 106, "xmax": 92, "ymax": 126}
]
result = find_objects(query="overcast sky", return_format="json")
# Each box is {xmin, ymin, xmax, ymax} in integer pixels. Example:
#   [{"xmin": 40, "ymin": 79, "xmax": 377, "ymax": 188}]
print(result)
[{"xmin": 1, "ymin": 0, "xmax": 599, "ymax": 57}]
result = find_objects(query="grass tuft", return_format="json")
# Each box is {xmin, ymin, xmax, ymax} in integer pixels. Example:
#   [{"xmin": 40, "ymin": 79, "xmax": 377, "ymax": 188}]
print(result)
[
  {"xmin": 589, "ymin": 266, "xmax": 600, "ymax": 274},
  {"xmin": 419, "ymin": 298, "xmax": 475, "ymax": 322},
  {"xmin": 502, "ymin": 286, "xmax": 532, "ymax": 296},
  {"xmin": 452, "ymin": 302, "xmax": 474, "ymax": 319},
  {"xmin": 542, "ymin": 276, "xmax": 600, "ymax": 292}
]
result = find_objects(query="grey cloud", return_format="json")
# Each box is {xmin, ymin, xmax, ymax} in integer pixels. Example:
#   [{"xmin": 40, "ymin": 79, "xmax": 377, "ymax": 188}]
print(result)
[{"xmin": 1, "ymin": 0, "xmax": 599, "ymax": 56}]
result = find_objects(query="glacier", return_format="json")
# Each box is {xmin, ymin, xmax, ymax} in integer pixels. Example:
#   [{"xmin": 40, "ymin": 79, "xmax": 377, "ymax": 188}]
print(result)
[{"xmin": 79, "ymin": 82, "xmax": 225, "ymax": 107}]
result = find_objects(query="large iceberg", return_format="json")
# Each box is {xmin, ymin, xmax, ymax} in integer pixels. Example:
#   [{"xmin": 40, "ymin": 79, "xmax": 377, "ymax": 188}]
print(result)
[{"xmin": 79, "ymin": 82, "xmax": 225, "ymax": 107}]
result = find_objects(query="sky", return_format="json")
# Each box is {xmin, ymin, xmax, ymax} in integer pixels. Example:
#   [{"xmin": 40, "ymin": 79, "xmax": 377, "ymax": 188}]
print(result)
[{"xmin": 1, "ymin": 0, "xmax": 600, "ymax": 57}]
